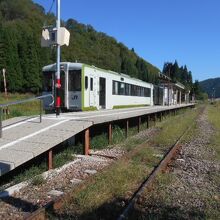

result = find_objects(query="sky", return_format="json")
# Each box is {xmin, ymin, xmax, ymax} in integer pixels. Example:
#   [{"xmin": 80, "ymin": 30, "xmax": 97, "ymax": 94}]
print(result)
[{"xmin": 33, "ymin": 0, "xmax": 220, "ymax": 81}]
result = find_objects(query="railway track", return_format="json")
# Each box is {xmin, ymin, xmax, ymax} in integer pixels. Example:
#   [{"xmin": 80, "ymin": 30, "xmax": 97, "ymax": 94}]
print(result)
[
  {"xmin": 117, "ymin": 125, "xmax": 193, "ymax": 220},
  {"xmin": 23, "ymin": 125, "xmax": 193, "ymax": 220},
  {"xmin": 0, "ymin": 147, "xmax": 126, "ymax": 220},
  {"xmin": 0, "ymin": 108, "xmax": 198, "ymax": 220}
]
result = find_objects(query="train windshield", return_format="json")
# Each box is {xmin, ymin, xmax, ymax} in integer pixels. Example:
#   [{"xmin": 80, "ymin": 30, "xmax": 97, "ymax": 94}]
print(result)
[
  {"xmin": 43, "ymin": 71, "xmax": 54, "ymax": 92},
  {"xmin": 69, "ymin": 70, "xmax": 81, "ymax": 91}
]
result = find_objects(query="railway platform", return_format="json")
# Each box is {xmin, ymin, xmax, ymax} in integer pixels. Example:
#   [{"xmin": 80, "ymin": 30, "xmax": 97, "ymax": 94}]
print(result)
[{"xmin": 0, "ymin": 104, "xmax": 195, "ymax": 176}]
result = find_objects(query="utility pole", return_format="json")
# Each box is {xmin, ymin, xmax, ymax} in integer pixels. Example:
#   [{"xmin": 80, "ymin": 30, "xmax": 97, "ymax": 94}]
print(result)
[
  {"xmin": 41, "ymin": 0, "xmax": 70, "ymax": 116},
  {"xmin": 56, "ymin": 0, "xmax": 61, "ymax": 116},
  {"xmin": 168, "ymin": 66, "xmax": 170, "ymax": 106}
]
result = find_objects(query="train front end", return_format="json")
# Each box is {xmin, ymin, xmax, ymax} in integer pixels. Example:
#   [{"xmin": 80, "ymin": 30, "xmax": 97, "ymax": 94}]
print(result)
[{"xmin": 42, "ymin": 62, "xmax": 83, "ymax": 111}]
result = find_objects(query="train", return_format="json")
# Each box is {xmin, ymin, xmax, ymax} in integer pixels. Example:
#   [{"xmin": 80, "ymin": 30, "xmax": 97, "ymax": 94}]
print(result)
[{"xmin": 42, "ymin": 62, "xmax": 164, "ymax": 111}]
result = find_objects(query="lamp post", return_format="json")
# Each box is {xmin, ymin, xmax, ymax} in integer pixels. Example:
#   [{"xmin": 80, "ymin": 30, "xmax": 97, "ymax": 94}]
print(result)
[{"xmin": 212, "ymin": 87, "xmax": 215, "ymax": 102}]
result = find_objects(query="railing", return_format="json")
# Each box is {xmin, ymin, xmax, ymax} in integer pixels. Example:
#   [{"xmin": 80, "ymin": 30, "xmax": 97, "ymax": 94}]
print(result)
[{"xmin": 0, "ymin": 94, "xmax": 54, "ymax": 138}]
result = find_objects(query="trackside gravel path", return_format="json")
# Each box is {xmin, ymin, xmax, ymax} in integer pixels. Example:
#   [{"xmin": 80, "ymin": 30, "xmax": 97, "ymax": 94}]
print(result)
[{"xmin": 130, "ymin": 107, "xmax": 220, "ymax": 219}]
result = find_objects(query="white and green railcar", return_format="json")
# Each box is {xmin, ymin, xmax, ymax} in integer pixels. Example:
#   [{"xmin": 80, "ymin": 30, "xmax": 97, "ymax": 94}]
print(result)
[{"xmin": 42, "ymin": 62, "xmax": 154, "ymax": 111}]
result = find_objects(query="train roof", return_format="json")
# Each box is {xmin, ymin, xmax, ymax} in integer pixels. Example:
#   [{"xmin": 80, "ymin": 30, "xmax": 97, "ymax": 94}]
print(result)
[
  {"xmin": 42, "ymin": 62, "xmax": 83, "ymax": 72},
  {"xmin": 42, "ymin": 62, "xmax": 153, "ymax": 85}
]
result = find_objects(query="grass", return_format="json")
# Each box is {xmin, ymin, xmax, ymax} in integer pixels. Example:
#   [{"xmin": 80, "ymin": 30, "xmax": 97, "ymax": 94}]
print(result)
[
  {"xmin": 31, "ymin": 175, "xmax": 46, "ymax": 186},
  {"xmin": 0, "ymin": 143, "xmax": 83, "ymax": 191},
  {"xmin": 60, "ymin": 143, "xmax": 158, "ymax": 219},
  {"xmin": 0, "ymin": 93, "xmax": 41, "ymax": 119},
  {"xmin": 127, "ymin": 104, "xmax": 220, "ymax": 220},
  {"xmin": 153, "ymin": 108, "xmax": 198, "ymax": 148},
  {"xmin": 53, "ymin": 147, "xmax": 77, "ymax": 168},
  {"xmin": 205, "ymin": 101, "xmax": 220, "ymax": 219},
  {"xmin": 51, "ymin": 107, "xmax": 200, "ymax": 220},
  {"xmin": 90, "ymin": 125, "xmax": 126, "ymax": 150},
  {"xmin": 12, "ymin": 163, "xmax": 47, "ymax": 185},
  {"xmin": 207, "ymin": 101, "xmax": 220, "ymax": 160}
]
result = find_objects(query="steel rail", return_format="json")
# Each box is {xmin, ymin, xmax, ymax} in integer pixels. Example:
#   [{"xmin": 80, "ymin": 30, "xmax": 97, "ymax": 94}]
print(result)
[
  {"xmin": 22, "ymin": 106, "xmax": 196, "ymax": 220},
  {"xmin": 117, "ymin": 125, "xmax": 194, "ymax": 220},
  {"xmin": 0, "ymin": 94, "xmax": 54, "ymax": 138}
]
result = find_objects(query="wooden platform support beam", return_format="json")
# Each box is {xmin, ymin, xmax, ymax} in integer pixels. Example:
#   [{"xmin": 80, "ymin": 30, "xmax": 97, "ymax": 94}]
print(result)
[
  {"xmin": 84, "ymin": 128, "xmax": 90, "ymax": 155},
  {"xmin": 108, "ymin": 123, "xmax": 112, "ymax": 145},
  {"xmin": 154, "ymin": 113, "xmax": 157, "ymax": 126},
  {"xmin": 148, "ymin": 115, "xmax": 150, "ymax": 126},
  {"xmin": 48, "ymin": 149, "xmax": 53, "ymax": 170},
  {"xmin": 126, "ymin": 120, "xmax": 129, "ymax": 138},
  {"xmin": 138, "ymin": 117, "xmax": 141, "ymax": 133}
]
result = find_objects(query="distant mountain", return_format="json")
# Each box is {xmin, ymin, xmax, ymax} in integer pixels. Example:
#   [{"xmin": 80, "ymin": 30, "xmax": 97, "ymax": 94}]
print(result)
[{"xmin": 199, "ymin": 77, "xmax": 220, "ymax": 98}]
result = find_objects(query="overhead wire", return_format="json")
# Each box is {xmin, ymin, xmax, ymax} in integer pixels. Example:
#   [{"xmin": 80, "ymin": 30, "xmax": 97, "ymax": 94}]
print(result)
[{"xmin": 43, "ymin": 0, "xmax": 55, "ymax": 27}]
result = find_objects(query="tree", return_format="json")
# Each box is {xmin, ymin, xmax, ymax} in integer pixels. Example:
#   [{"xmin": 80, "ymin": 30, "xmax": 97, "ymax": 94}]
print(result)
[{"xmin": 0, "ymin": 0, "xmax": 160, "ymax": 93}]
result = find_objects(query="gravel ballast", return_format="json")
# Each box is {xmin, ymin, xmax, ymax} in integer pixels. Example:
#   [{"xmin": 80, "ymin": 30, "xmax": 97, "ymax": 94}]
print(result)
[{"xmin": 132, "ymin": 108, "xmax": 220, "ymax": 219}]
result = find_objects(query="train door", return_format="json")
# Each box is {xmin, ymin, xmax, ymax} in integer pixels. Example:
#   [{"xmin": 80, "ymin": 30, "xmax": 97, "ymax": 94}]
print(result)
[
  {"xmin": 42, "ymin": 71, "xmax": 55, "ymax": 109},
  {"xmin": 89, "ymin": 75, "xmax": 97, "ymax": 107},
  {"xmin": 68, "ymin": 70, "xmax": 82, "ymax": 109},
  {"xmin": 99, "ymin": 77, "xmax": 106, "ymax": 108}
]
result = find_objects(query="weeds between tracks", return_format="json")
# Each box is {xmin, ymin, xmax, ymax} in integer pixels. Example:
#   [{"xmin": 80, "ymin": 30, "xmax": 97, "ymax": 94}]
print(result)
[
  {"xmin": 128, "ymin": 103, "xmax": 220, "ymax": 220},
  {"xmin": 49, "ymin": 107, "xmax": 199, "ymax": 220}
]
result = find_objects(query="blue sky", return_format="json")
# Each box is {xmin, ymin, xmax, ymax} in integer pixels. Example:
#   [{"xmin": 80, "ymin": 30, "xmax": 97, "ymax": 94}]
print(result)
[{"xmin": 33, "ymin": 0, "xmax": 220, "ymax": 81}]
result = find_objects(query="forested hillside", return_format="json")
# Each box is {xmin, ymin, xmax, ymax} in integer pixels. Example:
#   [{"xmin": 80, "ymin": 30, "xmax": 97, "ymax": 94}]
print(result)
[
  {"xmin": 199, "ymin": 78, "xmax": 220, "ymax": 98},
  {"xmin": 0, "ymin": 0, "xmax": 159, "ymax": 93},
  {"xmin": 162, "ymin": 61, "xmax": 193, "ymax": 90}
]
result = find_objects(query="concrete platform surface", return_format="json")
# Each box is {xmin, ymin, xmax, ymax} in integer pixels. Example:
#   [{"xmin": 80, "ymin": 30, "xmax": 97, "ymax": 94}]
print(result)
[{"xmin": 0, "ymin": 104, "xmax": 194, "ymax": 176}]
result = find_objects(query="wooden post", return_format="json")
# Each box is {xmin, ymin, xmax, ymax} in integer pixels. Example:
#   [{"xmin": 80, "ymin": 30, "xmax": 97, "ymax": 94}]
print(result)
[
  {"xmin": 108, "ymin": 123, "xmax": 112, "ymax": 145},
  {"xmin": 84, "ymin": 128, "xmax": 90, "ymax": 155},
  {"xmin": 126, "ymin": 120, "xmax": 129, "ymax": 138},
  {"xmin": 2, "ymin": 68, "xmax": 9, "ymax": 115},
  {"xmin": 40, "ymin": 99, "xmax": 42, "ymax": 123},
  {"xmin": 138, "ymin": 117, "xmax": 141, "ymax": 133},
  {"xmin": 48, "ymin": 149, "xmax": 53, "ymax": 170},
  {"xmin": 154, "ymin": 114, "xmax": 156, "ymax": 126},
  {"xmin": 147, "ymin": 115, "xmax": 149, "ymax": 128},
  {"xmin": 160, "ymin": 112, "xmax": 162, "ymax": 122}
]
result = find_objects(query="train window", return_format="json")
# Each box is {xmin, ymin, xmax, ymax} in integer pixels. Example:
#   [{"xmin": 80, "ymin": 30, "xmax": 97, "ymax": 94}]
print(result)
[
  {"xmin": 85, "ymin": 76, "xmax": 88, "ymax": 90},
  {"xmin": 134, "ymin": 86, "xmax": 138, "ymax": 96},
  {"xmin": 43, "ymin": 72, "xmax": 53, "ymax": 92},
  {"xmin": 144, "ymin": 88, "xmax": 151, "ymax": 97},
  {"xmin": 131, "ymin": 85, "xmax": 135, "ymax": 96},
  {"xmin": 140, "ymin": 87, "xmax": 144, "ymax": 97},
  {"xmin": 90, "ymin": 78, "xmax": 93, "ymax": 91},
  {"xmin": 112, "ymin": 81, "xmax": 118, "ymax": 95},
  {"xmin": 137, "ymin": 86, "xmax": 141, "ymax": 96},
  {"xmin": 125, "ymin": 83, "xmax": 130, "ymax": 96},
  {"xmin": 112, "ymin": 80, "xmax": 151, "ymax": 97},
  {"xmin": 119, "ymin": 82, "xmax": 125, "ymax": 95},
  {"xmin": 69, "ymin": 70, "xmax": 81, "ymax": 91},
  {"xmin": 112, "ymin": 81, "xmax": 115, "ymax": 94}
]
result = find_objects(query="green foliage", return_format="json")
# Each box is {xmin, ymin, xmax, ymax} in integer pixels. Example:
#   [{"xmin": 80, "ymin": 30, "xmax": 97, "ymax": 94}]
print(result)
[
  {"xmin": 0, "ymin": 0, "xmax": 159, "ymax": 93},
  {"xmin": 207, "ymin": 101, "xmax": 220, "ymax": 160},
  {"xmin": 13, "ymin": 163, "xmax": 46, "ymax": 184},
  {"xmin": 193, "ymin": 80, "xmax": 208, "ymax": 101},
  {"xmin": 53, "ymin": 147, "xmax": 76, "ymax": 168},
  {"xmin": 31, "ymin": 175, "xmax": 45, "ymax": 186},
  {"xmin": 90, "ymin": 133, "xmax": 109, "ymax": 149},
  {"xmin": 162, "ymin": 60, "xmax": 193, "ymax": 90},
  {"xmin": 112, "ymin": 125, "xmax": 125, "ymax": 144},
  {"xmin": 162, "ymin": 61, "xmax": 208, "ymax": 100},
  {"xmin": 199, "ymin": 77, "xmax": 220, "ymax": 98}
]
